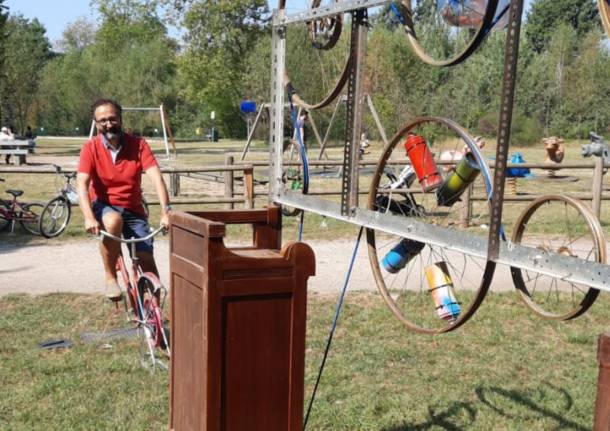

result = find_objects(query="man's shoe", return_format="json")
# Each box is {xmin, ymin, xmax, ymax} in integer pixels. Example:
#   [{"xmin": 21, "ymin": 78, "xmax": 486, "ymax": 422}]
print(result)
[{"xmin": 105, "ymin": 281, "xmax": 123, "ymax": 300}]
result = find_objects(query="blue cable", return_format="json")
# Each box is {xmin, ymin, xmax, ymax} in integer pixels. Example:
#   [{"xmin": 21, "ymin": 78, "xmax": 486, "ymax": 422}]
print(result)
[{"xmin": 303, "ymin": 226, "xmax": 364, "ymax": 430}]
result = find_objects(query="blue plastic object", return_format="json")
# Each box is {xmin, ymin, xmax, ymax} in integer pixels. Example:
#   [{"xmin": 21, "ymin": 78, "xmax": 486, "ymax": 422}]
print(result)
[
  {"xmin": 506, "ymin": 152, "xmax": 530, "ymax": 177},
  {"xmin": 240, "ymin": 100, "xmax": 257, "ymax": 114},
  {"xmin": 382, "ymin": 238, "xmax": 425, "ymax": 273}
]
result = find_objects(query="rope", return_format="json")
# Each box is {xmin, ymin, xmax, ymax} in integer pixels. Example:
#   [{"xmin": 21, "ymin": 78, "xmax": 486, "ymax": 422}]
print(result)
[{"xmin": 303, "ymin": 226, "xmax": 364, "ymax": 430}]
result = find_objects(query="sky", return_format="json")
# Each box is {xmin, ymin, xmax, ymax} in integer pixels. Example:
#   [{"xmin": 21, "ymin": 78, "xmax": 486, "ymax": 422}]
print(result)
[{"xmin": 5, "ymin": 0, "xmax": 532, "ymax": 45}]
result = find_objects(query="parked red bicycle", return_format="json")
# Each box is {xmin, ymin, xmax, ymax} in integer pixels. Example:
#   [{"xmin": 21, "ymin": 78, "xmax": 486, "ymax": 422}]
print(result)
[
  {"xmin": 0, "ymin": 177, "xmax": 43, "ymax": 234},
  {"xmin": 99, "ymin": 226, "xmax": 170, "ymax": 370}
]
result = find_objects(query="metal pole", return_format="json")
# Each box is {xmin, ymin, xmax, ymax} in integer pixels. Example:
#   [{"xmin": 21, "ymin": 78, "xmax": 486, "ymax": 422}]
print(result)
[
  {"xmin": 225, "ymin": 155, "xmax": 235, "ymax": 209},
  {"xmin": 318, "ymin": 96, "xmax": 344, "ymax": 160},
  {"xmin": 366, "ymin": 94, "xmax": 388, "ymax": 146},
  {"xmin": 269, "ymin": 12, "xmax": 286, "ymax": 206},
  {"xmin": 240, "ymin": 105, "xmax": 266, "ymax": 161},
  {"xmin": 159, "ymin": 104, "xmax": 170, "ymax": 158},
  {"xmin": 592, "ymin": 157, "xmax": 604, "ymax": 219},
  {"xmin": 340, "ymin": 9, "xmax": 368, "ymax": 216},
  {"xmin": 487, "ymin": 0, "xmax": 524, "ymax": 260}
]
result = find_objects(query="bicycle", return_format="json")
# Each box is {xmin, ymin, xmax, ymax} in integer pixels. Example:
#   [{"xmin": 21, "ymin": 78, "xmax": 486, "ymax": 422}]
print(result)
[
  {"xmin": 99, "ymin": 226, "xmax": 170, "ymax": 370},
  {"xmin": 38, "ymin": 164, "xmax": 77, "ymax": 238},
  {"xmin": 0, "ymin": 177, "xmax": 43, "ymax": 234}
]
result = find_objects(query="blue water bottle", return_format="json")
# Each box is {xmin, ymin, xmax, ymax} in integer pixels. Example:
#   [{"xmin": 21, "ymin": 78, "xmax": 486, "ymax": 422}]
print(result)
[{"xmin": 382, "ymin": 238, "xmax": 425, "ymax": 273}]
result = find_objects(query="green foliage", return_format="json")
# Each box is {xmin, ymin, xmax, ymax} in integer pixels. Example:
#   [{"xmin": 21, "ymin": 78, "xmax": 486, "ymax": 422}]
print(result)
[
  {"xmin": 0, "ymin": 15, "xmax": 51, "ymax": 133},
  {"xmin": 525, "ymin": 0, "xmax": 600, "ymax": 53},
  {"xmin": 177, "ymin": 0, "xmax": 270, "ymax": 138}
]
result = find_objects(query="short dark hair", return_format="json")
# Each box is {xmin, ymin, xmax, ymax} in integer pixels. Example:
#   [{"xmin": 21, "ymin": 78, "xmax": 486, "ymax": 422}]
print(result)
[{"xmin": 91, "ymin": 98, "xmax": 122, "ymax": 119}]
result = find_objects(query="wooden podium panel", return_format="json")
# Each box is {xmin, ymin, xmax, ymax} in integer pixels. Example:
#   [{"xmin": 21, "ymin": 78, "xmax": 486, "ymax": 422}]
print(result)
[{"xmin": 169, "ymin": 207, "xmax": 315, "ymax": 431}]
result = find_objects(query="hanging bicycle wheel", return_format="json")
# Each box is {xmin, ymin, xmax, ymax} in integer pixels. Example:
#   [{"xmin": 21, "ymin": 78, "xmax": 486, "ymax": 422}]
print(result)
[
  {"xmin": 39, "ymin": 196, "xmax": 71, "ymax": 238},
  {"xmin": 19, "ymin": 202, "xmax": 43, "ymax": 235},
  {"xmin": 392, "ymin": 0, "xmax": 508, "ymax": 67},
  {"xmin": 510, "ymin": 195, "xmax": 606, "ymax": 320},
  {"xmin": 600, "ymin": 0, "xmax": 610, "ymax": 38},
  {"xmin": 367, "ymin": 117, "xmax": 495, "ymax": 334},
  {"xmin": 0, "ymin": 199, "xmax": 11, "ymax": 232},
  {"xmin": 280, "ymin": 0, "xmax": 350, "ymax": 109}
]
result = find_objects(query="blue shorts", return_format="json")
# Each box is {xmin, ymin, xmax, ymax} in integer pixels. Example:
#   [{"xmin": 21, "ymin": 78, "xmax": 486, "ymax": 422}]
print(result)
[{"xmin": 92, "ymin": 201, "xmax": 153, "ymax": 253}]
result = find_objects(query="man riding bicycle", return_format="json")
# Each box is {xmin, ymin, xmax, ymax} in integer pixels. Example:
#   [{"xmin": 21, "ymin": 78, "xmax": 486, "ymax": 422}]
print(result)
[{"xmin": 76, "ymin": 98, "xmax": 171, "ymax": 300}]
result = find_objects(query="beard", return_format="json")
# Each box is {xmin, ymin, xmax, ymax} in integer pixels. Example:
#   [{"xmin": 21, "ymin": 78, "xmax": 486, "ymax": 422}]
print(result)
[{"xmin": 103, "ymin": 124, "xmax": 122, "ymax": 141}]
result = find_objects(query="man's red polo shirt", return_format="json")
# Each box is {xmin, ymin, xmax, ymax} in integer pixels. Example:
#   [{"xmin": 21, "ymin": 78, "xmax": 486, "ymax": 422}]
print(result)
[{"xmin": 78, "ymin": 133, "xmax": 158, "ymax": 216}]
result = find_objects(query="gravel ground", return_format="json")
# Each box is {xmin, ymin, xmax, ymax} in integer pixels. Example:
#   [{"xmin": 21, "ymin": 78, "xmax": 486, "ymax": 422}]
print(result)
[{"xmin": 0, "ymin": 237, "xmax": 518, "ymax": 297}]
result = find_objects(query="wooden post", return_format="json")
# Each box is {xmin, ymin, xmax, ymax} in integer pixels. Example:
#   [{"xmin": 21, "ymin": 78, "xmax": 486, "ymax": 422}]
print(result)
[
  {"xmin": 243, "ymin": 166, "xmax": 254, "ymax": 209},
  {"xmin": 169, "ymin": 208, "xmax": 315, "ymax": 431},
  {"xmin": 225, "ymin": 155, "xmax": 234, "ymax": 210},
  {"xmin": 594, "ymin": 332, "xmax": 610, "ymax": 430},
  {"xmin": 170, "ymin": 171, "xmax": 180, "ymax": 197},
  {"xmin": 460, "ymin": 184, "xmax": 473, "ymax": 228},
  {"xmin": 592, "ymin": 157, "xmax": 604, "ymax": 219}
]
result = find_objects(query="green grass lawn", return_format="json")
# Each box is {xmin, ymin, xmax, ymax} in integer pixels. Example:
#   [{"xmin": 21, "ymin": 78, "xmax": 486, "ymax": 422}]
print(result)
[{"xmin": 1, "ymin": 291, "xmax": 608, "ymax": 430}]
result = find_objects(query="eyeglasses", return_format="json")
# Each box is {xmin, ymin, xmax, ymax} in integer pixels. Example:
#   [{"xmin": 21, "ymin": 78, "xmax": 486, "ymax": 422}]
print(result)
[{"xmin": 95, "ymin": 117, "xmax": 120, "ymax": 125}]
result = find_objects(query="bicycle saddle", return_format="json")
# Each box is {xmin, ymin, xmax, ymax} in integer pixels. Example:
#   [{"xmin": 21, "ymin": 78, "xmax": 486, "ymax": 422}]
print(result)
[{"xmin": 6, "ymin": 189, "xmax": 23, "ymax": 197}]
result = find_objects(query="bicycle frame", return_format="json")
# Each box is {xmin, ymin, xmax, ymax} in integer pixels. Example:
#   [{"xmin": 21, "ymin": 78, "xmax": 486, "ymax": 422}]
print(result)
[
  {"xmin": 100, "ymin": 226, "xmax": 169, "ymax": 369},
  {"xmin": 0, "ymin": 194, "xmax": 40, "ymax": 232}
]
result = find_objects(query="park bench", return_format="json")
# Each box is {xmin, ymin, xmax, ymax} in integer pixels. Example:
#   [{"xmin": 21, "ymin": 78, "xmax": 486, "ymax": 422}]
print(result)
[{"xmin": 0, "ymin": 140, "xmax": 33, "ymax": 165}]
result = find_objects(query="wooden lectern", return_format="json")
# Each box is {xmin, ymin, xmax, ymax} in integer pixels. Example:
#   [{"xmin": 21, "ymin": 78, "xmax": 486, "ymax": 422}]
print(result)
[{"xmin": 169, "ymin": 207, "xmax": 315, "ymax": 431}]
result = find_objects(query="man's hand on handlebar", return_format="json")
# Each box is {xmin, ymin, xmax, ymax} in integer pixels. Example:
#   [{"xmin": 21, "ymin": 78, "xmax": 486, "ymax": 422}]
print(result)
[{"xmin": 84, "ymin": 216, "xmax": 101, "ymax": 235}]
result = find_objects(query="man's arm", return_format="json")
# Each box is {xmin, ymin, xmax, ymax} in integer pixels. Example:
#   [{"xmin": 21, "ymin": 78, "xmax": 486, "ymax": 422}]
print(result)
[
  {"xmin": 76, "ymin": 172, "xmax": 100, "ymax": 235},
  {"xmin": 145, "ymin": 165, "xmax": 171, "ymax": 228}
]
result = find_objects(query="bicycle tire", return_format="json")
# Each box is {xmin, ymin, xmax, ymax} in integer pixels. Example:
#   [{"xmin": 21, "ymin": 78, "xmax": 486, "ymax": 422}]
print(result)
[
  {"xmin": 600, "ymin": 0, "xmax": 610, "ymax": 37},
  {"xmin": 137, "ymin": 274, "xmax": 170, "ymax": 353},
  {"xmin": 394, "ymin": 0, "xmax": 502, "ymax": 67},
  {"xmin": 367, "ymin": 116, "xmax": 495, "ymax": 334},
  {"xmin": 19, "ymin": 202, "xmax": 43, "ymax": 235},
  {"xmin": 280, "ymin": 0, "xmax": 350, "ymax": 110},
  {"xmin": 39, "ymin": 196, "xmax": 71, "ymax": 238},
  {"xmin": 510, "ymin": 195, "xmax": 606, "ymax": 320},
  {"xmin": 0, "ymin": 199, "xmax": 11, "ymax": 232}
]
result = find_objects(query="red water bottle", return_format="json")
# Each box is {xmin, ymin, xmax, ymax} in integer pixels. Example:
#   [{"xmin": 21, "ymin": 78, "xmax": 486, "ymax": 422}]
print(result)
[{"xmin": 404, "ymin": 134, "xmax": 442, "ymax": 192}]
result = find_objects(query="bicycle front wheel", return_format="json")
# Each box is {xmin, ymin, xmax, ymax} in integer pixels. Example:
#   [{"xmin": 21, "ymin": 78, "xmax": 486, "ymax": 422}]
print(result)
[
  {"xmin": 39, "ymin": 196, "xmax": 71, "ymax": 238},
  {"xmin": 137, "ymin": 275, "xmax": 170, "ymax": 354},
  {"xmin": 0, "ymin": 199, "xmax": 11, "ymax": 232},
  {"xmin": 19, "ymin": 203, "xmax": 43, "ymax": 235}
]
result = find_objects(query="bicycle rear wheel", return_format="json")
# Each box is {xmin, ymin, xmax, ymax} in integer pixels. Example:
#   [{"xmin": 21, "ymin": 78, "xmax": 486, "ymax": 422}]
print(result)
[
  {"xmin": 0, "ymin": 199, "xmax": 11, "ymax": 232},
  {"xmin": 39, "ymin": 196, "xmax": 71, "ymax": 238},
  {"xmin": 19, "ymin": 203, "xmax": 43, "ymax": 235}
]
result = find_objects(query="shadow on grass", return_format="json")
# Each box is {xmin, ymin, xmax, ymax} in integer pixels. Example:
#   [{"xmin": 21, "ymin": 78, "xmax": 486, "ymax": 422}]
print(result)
[
  {"xmin": 382, "ymin": 402, "xmax": 476, "ymax": 431},
  {"xmin": 475, "ymin": 384, "xmax": 588, "ymax": 431}
]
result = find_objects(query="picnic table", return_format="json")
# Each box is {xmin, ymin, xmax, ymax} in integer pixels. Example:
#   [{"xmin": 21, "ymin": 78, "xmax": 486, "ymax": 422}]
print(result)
[{"xmin": 0, "ymin": 139, "xmax": 34, "ymax": 165}]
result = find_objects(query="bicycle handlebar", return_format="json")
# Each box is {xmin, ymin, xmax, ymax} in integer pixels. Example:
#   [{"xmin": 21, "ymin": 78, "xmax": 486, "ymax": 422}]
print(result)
[
  {"xmin": 99, "ymin": 225, "xmax": 166, "ymax": 243},
  {"xmin": 53, "ymin": 164, "xmax": 77, "ymax": 179}
]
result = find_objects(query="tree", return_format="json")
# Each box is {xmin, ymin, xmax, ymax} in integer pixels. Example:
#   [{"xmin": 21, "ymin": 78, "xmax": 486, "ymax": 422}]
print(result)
[
  {"xmin": 0, "ymin": 15, "xmax": 51, "ymax": 133},
  {"xmin": 0, "ymin": 0, "xmax": 9, "ymax": 124},
  {"xmin": 525, "ymin": 0, "xmax": 599, "ymax": 53},
  {"xmin": 56, "ymin": 16, "xmax": 97, "ymax": 52},
  {"xmin": 172, "ymin": 0, "xmax": 270, "ymax": 137}
]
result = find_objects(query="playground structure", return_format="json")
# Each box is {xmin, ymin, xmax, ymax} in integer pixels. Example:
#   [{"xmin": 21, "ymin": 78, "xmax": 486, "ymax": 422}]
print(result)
[
  {"xmin": 88, "ymin": 104, "xmax": 176, "ymax": 159},
  {"xmin": 168, "ymin": 0, "xmax": 610, "ymax": 428}
]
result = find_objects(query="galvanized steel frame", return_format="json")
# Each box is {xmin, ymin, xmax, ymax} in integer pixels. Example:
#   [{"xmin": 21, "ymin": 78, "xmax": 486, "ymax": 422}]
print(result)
[{"xmin": 268, "ymin": 0, "xmax": 610, "ymax": 294}]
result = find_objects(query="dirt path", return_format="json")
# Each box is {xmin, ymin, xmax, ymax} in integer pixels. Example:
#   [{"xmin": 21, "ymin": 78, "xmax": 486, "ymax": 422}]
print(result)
[{"xmin": 0, "ymin": 238, "xmax": 518, "ymax": 297}]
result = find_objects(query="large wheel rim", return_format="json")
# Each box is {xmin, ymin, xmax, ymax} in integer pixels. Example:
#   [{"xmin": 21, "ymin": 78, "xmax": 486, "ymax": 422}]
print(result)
[
  {"xmin": 367, "ymin": 116, "xmax": 495, "ymax": 334},
  {"xmin": 280, "ymin": 0, "xmax": 350, "ymax": 110},
  {"xmin": 510, "ymin": 195, "xmax": 605, "ymax": 320},
  {"xmin": 40, "ymin": 196, "xmax": 71, "ymax": 238},
  {"xmin": 395, "ymin": 0, "xmax": 505, "ymax": 67}
]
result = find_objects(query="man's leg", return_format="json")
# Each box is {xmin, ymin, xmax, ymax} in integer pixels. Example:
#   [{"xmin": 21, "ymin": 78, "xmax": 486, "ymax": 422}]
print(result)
[
  {"xmin": 100, "ymin": 210, "xmax": 124, "ymax": 297},
  {"xmin": 137, "ymin": 251, "xmax": 159, "ymax": 278}
]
